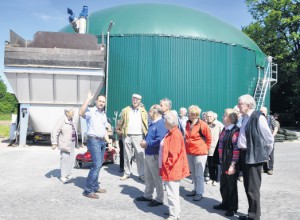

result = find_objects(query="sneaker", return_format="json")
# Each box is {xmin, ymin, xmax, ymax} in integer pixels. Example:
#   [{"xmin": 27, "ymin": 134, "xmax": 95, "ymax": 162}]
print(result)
[
  {"xmin": 120, "ymin": 174, "xmax": 130, "ymax": 181},
  {"xmin": 66, "ymin": 175, "xmax": 74, "ymax": 180},
  {"xmin": 186, "ymin": 191, "xmax": 196, "ymax": 196},
  {"xmin": 206, "ymin": 179, "xmax": 213, "ymax": 185},
  {"xmin": 267, "ymin": 170, "xmax": 273, "ymax": 175},
  {"xmin": 212, "ymin": 181, "xmax": 219, "ymax": 186},
  {"xmin": 238, "ymin": 176, "xmax": 243, "ymax": 182},
  {"xmin": 60, "ymin": 177, "xmax": 67, "ymax": 183},
  {"xmin": 193, "ymin": 194, "xmax": 203, "ymax": 201}
]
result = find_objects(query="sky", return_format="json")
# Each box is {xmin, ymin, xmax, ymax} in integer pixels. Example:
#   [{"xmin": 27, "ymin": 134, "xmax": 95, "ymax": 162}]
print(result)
[{"xmin": 0, "ymin": 0, "xmax": 254, "ymax": 93}]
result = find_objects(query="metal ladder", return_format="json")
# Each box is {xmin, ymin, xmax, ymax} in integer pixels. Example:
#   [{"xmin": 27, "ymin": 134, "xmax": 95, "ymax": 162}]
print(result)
[{"xmin": 254, "ymin": 56, "xmax": 278, "ymax": 110}]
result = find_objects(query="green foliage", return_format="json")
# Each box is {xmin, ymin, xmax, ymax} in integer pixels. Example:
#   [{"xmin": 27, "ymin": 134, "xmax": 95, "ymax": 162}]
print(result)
[
  {"xmin": 0, "ymin": 77, "xmax": 18, "ymax": 114},
  {"xmin": 243, "ymin": 0, "xmax": 300, "ymax": 115}
]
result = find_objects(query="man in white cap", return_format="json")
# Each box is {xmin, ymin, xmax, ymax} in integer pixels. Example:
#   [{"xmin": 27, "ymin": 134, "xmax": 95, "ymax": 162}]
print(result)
[{"xmin": 118, "ymin": 94, "xmax": 148, "ymax": 181}]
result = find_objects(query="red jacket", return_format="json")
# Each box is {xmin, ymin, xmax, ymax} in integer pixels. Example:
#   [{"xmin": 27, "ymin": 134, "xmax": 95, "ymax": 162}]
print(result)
[
  {"xmin": 160, "ymin": 127, "xmax": 190, "ymax": 181},
  {"xmin": 185, "ymin": 119, "xmax": 212, "ymax": 156}
]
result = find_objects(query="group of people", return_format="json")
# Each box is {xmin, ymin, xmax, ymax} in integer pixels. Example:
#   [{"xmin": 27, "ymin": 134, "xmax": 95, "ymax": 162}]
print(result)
[{"xmin": 51, "ymin": 92, "xmax": 276, "ymax": 220}]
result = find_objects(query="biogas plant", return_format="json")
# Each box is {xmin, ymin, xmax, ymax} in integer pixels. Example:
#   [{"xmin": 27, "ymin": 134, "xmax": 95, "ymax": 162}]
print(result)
[{"xmin": 4, "ymin": 4, "xmax": 277, "ymax": 146}]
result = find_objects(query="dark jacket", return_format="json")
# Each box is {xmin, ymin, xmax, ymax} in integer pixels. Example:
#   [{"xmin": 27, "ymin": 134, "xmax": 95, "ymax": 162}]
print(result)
[{"xmin": 245, "ymin": 110, "xmax": 270, "ymax": 164}]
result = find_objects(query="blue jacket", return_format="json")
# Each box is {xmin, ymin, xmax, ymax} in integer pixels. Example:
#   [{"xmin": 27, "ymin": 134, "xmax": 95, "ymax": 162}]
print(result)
[{"xmin": 145, "ymin": 118, "xmax": 168, "ymax": 155}]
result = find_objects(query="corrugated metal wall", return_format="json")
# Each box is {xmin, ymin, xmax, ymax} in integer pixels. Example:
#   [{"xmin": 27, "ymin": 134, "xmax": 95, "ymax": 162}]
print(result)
[{"xmin": 106, "ymin": 35, "xmax": 262, "ymax": 119}]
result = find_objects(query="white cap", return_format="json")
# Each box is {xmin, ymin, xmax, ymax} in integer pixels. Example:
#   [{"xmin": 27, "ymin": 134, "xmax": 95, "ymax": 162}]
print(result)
[{"xmin": 132, "ymin": 94, "xmax": 142, "ymax": 100}]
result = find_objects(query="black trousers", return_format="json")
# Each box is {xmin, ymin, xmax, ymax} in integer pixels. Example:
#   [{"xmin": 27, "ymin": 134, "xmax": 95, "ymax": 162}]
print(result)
[
  {"xmin": 220, "ymin": 170, "xmax": 238, "ymax": 211},
  {"xmin": 119, "ymin": 139, "xmax": 124, "ymax": 170},
  {"xmin": 207, "ymin": 156, "xmax": 218, "ymax": 181},
  {"xmin": 240, "ymin": 150, "xmax": 262, "ymax": 220}
]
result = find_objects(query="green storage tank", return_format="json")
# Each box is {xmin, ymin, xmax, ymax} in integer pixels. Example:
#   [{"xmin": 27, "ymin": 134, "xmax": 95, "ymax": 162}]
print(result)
[{"xmin": 61, "ymin": 3, "xmax": 269, "ymax": 119}]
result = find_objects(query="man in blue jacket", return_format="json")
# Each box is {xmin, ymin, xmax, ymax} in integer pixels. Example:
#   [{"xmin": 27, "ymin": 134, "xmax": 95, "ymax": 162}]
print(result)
[{"xmin": 135, "ymin": 104, "xmax": 168, "ymax": 207}]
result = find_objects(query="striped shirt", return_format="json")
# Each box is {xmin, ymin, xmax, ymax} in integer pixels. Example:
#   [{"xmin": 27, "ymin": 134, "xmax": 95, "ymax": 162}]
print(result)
[{"xmin": 218, "ymin": 124, "xmax": 240, "ymax": 164}]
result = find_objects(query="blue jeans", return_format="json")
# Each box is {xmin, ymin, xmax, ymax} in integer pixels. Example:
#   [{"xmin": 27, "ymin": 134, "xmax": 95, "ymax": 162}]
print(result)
[{"xmin": 84, "ymin": 138, "xmax": 105, "ymax": 194}]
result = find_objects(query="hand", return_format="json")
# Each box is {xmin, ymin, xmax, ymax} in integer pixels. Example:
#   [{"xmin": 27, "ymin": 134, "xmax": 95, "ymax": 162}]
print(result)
[
  {"xmin": 140, "ymin": 140, "xmax": 147, "ymax": 148},
  {"xmin": 227, "ymin": 164, "xmax": 235, "ymax": 175},
  {"xmin": 86, "ymin": 90, "xmax": 94, "ymax": 102},
  {"xmin": 107, "ymin": 143, "xmax": 113, "ymax": 151},
  {"xmin": 52, "ymin": 144, "xmax": 57, "ymax": 150}
]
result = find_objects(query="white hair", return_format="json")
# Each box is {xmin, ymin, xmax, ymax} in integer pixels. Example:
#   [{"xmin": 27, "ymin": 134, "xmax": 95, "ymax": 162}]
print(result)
[
  {"xmin": 180, "ymin": 107, "xmax": 187, "ymax": 114},
  {"xmin": 238, "ymin": 94, "xmax": 256, "ymax": 109},
  {"xmin": 164, "ymin": 111, "xmax": 178, "ymax": 127},
  {"xmin": 160, "ymin": 98, "xmax": 172, "ymax": 110}
]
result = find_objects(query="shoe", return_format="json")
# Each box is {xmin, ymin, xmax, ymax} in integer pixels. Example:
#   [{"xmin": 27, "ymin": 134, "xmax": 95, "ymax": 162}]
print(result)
[
  {"xmin": 60, "ymin": 177, "xmax": 67, "ymax": 183},
  {"xmin": 66, "ymin": 175, "xmax": 74, "ymax": 180},
  {"xmin": 120, "ymin": 174, "xmax": 130, "ymax": 180},
  {"xmin": 238, "ymin": 176, "xmax": 243, "ymax": 182},
  {"xmin": 83, "ymin": 192, "xmax": 99, "ymax": 199},
  {"xmin": 193, "ymin": 194, "xmax": 203, "ymax": 201},
  {"xmin": 119, "ymin": 168, "xmax": 124, "ymax": 173},
  {"xmin": 205, "ymin": 176, "xmax": 210, "ymax": 181},
  {"xmin": 148, "ymin": 200, "xmax": 163, "ymax": 207},
  {"xmin": 225, "ymin": 210, "xmax": 236, "ymax": 216},
  {"xmin": 186, "ymin": 191, "xmax": 196, "ymax": 196},
  {"xmin": 239, "ymin": 215, "xmax": 250, "ymax": 219},
  {"xmin": 212, "ymin": 181, "xmax": 219, "ymax": 186},
  {"xmin": 136, "ymin": 196, "xmax": 152, "ymax": 202},
  {"xmin": 206, "ymin": 179, "xmax": 213, "ymax": 184},
  {"xmin": 163, "ymin": 211, "xmax": 169, "ymax": 216},
  {"xmin": 267, "ymin": 170, "xmax": 273, "ymax": 175},
  {"xmin": 213, "ymin": 204, "xmax": 227, "ymax": 210},
  {"xmin": 139, "ymin": 176, "xmax": 145, "ymax": 182},
  {"xmin": 95, "ymin": 188, "xmax": 107, "ymax": 193}
]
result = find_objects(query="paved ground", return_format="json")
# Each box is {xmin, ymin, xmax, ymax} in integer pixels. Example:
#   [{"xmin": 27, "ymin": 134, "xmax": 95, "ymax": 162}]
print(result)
[{"xmin": 0, "ymin": 139, "xmax": 299, "ymax": 220}]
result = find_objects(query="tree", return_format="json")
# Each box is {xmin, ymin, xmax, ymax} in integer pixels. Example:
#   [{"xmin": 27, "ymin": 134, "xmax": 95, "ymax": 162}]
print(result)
[
  {"xmin": 242, "ymin": 0, "xmax": 300, "ymax": 117},
  {"xmin": 0, "ymin": 77, "xmax": 18, "ymax": 114}
]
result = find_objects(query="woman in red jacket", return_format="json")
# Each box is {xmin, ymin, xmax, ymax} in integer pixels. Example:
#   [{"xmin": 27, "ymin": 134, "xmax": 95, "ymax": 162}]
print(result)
[
  {"xmin": 185, "ymin": 105, "xmax": 212, "ymax": 201},
  {"xmin": 159, "ymin": 111, "xmax": 190, "ymax": 220}
]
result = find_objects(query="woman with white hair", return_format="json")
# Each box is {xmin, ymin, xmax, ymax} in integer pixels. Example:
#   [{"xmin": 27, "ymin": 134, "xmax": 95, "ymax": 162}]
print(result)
[
  {"xmin": 51, "ymin": 107, "xmax": 78, "ymax": 183},
  {"xmin": 159, "ymin": 111, "xmax": 189, "ymax": 220},
  {"xmin": 185, "ymin": 105, "xmax": 212, "ymax": 201}
]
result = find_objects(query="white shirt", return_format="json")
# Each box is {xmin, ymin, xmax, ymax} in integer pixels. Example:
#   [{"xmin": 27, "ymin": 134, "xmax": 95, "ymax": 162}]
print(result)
[
  {"xmin": 127, "ymin": 107, "xmax": 143, "ymax": 135},
  {"xmin": 238, "ymin": 109, "xmax": 274, "ymax": 150}
]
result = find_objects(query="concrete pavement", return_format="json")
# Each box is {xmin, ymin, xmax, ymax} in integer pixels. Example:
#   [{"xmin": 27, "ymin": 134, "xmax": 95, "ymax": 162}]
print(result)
[{"xmin": 0, "ymin": 140, "xmax": 299, "ymax": 220}]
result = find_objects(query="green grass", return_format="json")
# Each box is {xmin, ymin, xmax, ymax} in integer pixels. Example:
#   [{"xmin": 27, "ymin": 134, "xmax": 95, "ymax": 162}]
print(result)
[
  {"xmin": 0, "ymin": 114, "xmax": 13, "ymax": 120},
  {"xmin": 0, "ymin": 124, "xmax": 10, "ymax": 138}
]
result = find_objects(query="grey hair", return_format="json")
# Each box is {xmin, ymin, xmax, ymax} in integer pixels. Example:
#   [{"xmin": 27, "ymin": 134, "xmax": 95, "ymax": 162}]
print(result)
[
  {"xmin": 164, "ymin": 111, "xmax": 179, "ymax": 127},
  {"xmin": 150, "ymin": 104, "xmax": 164, "ymax": 116},
  {"xmin": 64, "ymin": 107, "xmax": 74, "ymax": 113},
  {"xmin": 160, "ymin": 98, "xmax": 172, "ymax": 110},
  {"xmin": 180, "ymin": 107, "xmax": 187, "ymax": 114},
  {"xmin": 206, "ymin": 111, "xmax": 215, "ymax": 119},
  {"xmin": 238, "ymin": 94, "xmax": 256, "ymax": 110}
]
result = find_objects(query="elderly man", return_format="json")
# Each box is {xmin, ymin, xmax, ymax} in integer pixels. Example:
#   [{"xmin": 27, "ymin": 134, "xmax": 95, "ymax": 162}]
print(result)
[
  {"xmin": 260, "ymin": 106, "xmax": 278, "ymax": 175},
  {"xmin": 179, "ymin": 107, "xmax": 188, "ymax": 132},
  {"xmin": 206, "ymin": 111, "xmax": 224, "ymax": 186},
  {"xmin": 79, "ymin": 92, "xmax": 112, "ymax": 199},
  {"xmin": 160, "ymin": 98, "xmax": 184, "ymax": 135},
  {"xmin": 136, "ymin": 104, "xmax": 168, "ymax": 207},
  {"xmin": 118, "ymin": 94, "xmax": 148, "ymax": 181},
  {"xmin": 237, "ymin": 94, "xmax": 274, "ymax": 220}
]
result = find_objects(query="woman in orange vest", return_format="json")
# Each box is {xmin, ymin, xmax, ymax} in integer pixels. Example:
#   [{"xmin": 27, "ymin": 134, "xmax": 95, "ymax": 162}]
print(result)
[
  {"xmin": 185, "ymin": 105, "xmax": 212, "ymax": 201},
  {"xmin": 159, "ymin": 111, "xmax": 190, "ymax": 220}
]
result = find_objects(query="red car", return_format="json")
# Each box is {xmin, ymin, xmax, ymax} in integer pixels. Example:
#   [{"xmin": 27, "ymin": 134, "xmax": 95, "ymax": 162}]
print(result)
[{"xmin": 75, "ymin": 148, "xmax": 117, "ymax": 168}]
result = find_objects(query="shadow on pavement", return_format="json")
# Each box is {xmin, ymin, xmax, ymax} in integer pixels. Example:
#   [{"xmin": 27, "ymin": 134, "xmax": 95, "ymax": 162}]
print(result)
[{"xmin": 120, "ymin": 184, "xmax": 167, "ymax": 219}]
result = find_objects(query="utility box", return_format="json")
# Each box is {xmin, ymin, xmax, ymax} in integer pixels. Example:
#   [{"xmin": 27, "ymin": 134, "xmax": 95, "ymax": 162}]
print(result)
[{"xmin": 4, "ymin": 30, "xmax": 106, "ymax": 146}]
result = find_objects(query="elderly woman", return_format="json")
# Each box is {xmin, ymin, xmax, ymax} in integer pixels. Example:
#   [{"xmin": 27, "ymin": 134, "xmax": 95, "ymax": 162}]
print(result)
[
  {"xmin": 213, "ymin": 108, "xmax": 240, "ymax": 217},
  {"xmin": 159, "ymin": 111, "xmax": 189, "ymax": 220},
  {"xmin": 51, "ymin": 107, "xmax": 78, "ymax": 183},
  {"xmin": 185, "ymin": 105, "xmax": 212, "ymax": 201}
]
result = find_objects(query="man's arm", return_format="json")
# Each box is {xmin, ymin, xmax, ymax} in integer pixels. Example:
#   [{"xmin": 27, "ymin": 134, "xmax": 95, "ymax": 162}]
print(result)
[
  {"xmin": 79, "ymin": 91, "xmax": 94, "ymax": 117},
  {"xmin": 259, "ymin": 115, "xmax": 274, "ymax": 153}
]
